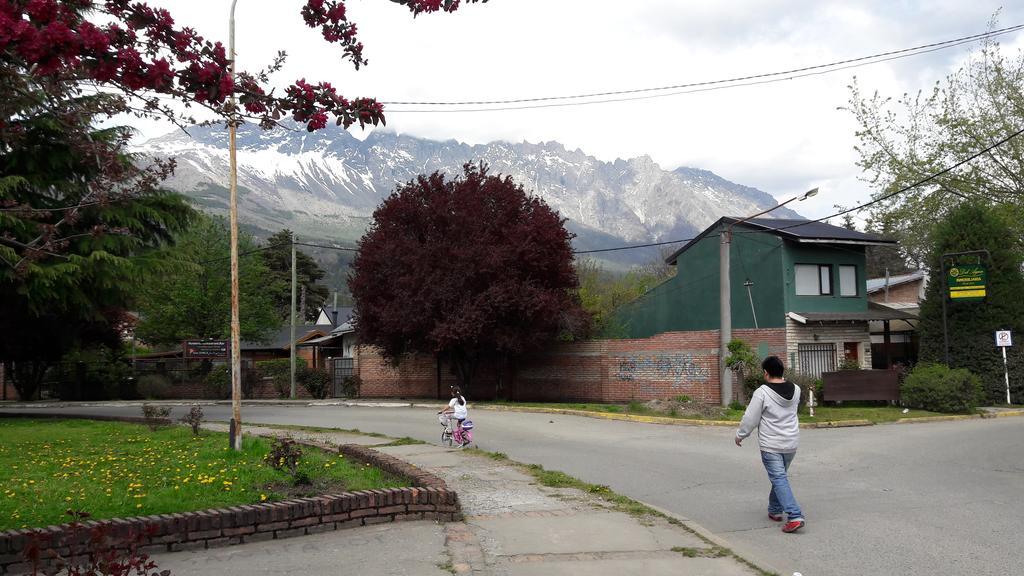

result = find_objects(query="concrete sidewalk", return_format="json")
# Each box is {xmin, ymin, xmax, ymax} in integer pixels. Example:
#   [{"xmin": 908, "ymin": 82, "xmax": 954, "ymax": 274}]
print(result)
[{"xmin": 151, "ymin": 425, "xmax": 768, "ymax": 576}]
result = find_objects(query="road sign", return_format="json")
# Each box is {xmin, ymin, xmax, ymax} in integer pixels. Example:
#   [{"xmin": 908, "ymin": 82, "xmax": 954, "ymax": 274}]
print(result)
[
  {"xmin": 996, "ymin": 330, "xmax": 1013, "ymax": 347},
  {"xmin": 948, "ymin": 264, "xmax": 987, "ymax": 301},
  {"xmin": 184, "ymin": 340, "xmax": 229, "ymax": 358}
]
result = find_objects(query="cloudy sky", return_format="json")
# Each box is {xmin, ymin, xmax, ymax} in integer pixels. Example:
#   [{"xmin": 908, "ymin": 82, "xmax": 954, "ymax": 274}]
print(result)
[{"xmin": 133, "ymin": 0, "xmax": 1024, "ymax": 220}]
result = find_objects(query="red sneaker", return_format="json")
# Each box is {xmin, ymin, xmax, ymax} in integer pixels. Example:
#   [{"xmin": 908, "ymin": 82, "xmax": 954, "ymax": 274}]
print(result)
[
  {"xmin": 768, "ymin": 513, "xmax": 783, "ymax": 522},
  {"xmin": 782, "ymin": 519, "xmax": 805, "ymax": 533}
]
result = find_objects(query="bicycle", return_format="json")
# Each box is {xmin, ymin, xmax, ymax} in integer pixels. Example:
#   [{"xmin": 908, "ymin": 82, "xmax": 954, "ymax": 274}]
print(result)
[{"xmin": 438, "ymin": 413, "xmax": 474, "ymax": 448}]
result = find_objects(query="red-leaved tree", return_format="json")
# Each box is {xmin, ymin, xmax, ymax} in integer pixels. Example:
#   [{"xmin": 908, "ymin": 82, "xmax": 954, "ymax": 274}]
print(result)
[{"xmin": 349, "ymin": 163, "xmax": 588, "ymax": 394}]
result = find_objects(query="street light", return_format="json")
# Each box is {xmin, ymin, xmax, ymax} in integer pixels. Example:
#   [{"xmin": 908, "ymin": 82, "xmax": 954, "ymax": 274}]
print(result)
[
  {"xmin": 227, "ymin": 0, "xmax": 242, "ymax": 450},
  {"xmin": 718, "ymin": 188, "xmax": 818, "ymax": 407}
]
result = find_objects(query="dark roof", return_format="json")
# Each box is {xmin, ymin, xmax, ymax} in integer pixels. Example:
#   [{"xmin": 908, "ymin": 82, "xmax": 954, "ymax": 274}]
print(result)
[
  {"xmin": 789, "ymin": 302, "xmax": 917, "ymax": 324},
  {"xmin": 665, "ymin": 217, "xmax": 897, "ymax": 264},
  {"xmin": 241, "ymin": 324, "xmax": 331, "ymax": 351}
]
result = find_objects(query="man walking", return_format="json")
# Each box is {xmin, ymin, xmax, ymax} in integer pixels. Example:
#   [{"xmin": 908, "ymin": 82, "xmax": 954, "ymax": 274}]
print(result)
[{"xmin": 735, "ymin": 355, "xmax": 805, "ymax": 533}]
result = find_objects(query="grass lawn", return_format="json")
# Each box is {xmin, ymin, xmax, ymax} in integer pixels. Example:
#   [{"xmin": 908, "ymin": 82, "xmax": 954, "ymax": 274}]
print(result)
[
  {"xmin": 480, "ymin": 400, "xmax": 948, "ymax": 424},
  {"xmin": 0, "ymin": 419, "xmax": 407, "ymax": 531}
]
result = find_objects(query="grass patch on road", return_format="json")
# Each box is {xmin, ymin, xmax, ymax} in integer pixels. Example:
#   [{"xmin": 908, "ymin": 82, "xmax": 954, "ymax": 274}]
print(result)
[{"xmin": 0, "ymin": 419, "xmax": 407, "ymax": 531}]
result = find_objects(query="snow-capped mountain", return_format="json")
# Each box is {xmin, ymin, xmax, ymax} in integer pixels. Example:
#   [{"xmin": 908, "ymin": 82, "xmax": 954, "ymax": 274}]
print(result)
[{"xmin": 137, "ymin": 123, "xmax": 799, "ymax": 262}]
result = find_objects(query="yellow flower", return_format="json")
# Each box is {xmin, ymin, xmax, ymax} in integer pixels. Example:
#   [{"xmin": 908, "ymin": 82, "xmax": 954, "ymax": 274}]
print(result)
[{"xmin": 260, "ymin": 494, "xmax": 268, "ymax": 502}]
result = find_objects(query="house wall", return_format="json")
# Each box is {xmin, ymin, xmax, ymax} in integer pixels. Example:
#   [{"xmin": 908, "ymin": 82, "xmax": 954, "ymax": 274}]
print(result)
[
  {"xmin": 783, "ymin": 242, "xmax": 868, "ymax": 314},
  {"xmin": 785, "ymin": 318, "xmax": 873, "ymax": 375},
  {"xmin": 868, "ymin": 280, "xmax": 923, "ymax": 305},
  {"xmin": 613, "ymin": 228, "xmax": 786, "ymax": 338},
  {"xmin": 353, "ymin": 329, "xmax": 787, "ymax": 404}
]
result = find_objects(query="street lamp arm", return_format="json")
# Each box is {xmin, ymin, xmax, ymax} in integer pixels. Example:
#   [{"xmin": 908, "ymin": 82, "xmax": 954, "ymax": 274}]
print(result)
[{"xmin": 728, "ymin": 188, "xmax": 818, "ymax": 232}]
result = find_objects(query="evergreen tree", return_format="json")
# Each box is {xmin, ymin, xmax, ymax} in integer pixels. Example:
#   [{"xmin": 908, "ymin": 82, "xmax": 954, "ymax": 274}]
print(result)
[
  {"xmin": 134, "ymin": 215, "xmax": 279, "ymax": 346},
  {"xmin": 918, "ymin": 203, "xmax": 1024, "ymax": 403},
  {"xmin": 261, "ymin": 230, "xmax": 330, "ymax": 322}
]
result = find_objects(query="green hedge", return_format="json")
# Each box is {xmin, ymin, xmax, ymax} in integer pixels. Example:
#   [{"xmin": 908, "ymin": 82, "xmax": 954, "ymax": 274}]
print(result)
[{"xmin": 901, "ymin": 363, "xmax": 983, "ymax": 413}]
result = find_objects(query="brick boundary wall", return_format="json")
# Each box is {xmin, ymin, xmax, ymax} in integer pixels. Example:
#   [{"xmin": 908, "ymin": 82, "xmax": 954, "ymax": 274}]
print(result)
[
  {"xmin": 354, "ymin": 329, "xmax": 787, "ymax": 405},
  {"xmin": 0, "ymin": 415, "xmax": 459, "ymax": 575}
]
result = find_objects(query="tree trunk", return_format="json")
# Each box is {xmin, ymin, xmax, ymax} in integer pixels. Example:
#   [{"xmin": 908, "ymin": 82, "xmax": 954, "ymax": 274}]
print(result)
[{"xmin": 11, "ymin": 360, "xmax": 48, "ymax": 401}]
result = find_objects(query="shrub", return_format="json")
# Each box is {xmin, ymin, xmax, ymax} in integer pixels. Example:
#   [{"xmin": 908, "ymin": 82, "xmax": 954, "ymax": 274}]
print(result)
[
  {"xmin": 140, "ymin": 404, "xmax": 172, "ymax": 431},
  {"xmin": 340, "ymin": 374, "xmax": 362, "ymax": 398},
  {"xmin": 784, "ymin": 369, "xmax": 822, "ymax": 404},
  {"xmin": 256, "ymin": 358, "xmax": 307, "ymax": 399},
  {"xmin": 901, "ymin": 363, "xmax": 983, "ymax": 413},
  {"xmin": 264, "ymin": 438, "xmax": 303, "ymax": 482},
  {"xmin": 136, "ymin": 373, "xmax": 173, "ymax": 399},
  {"xmin": 300, "ymin": 368, "xmax": 331, "ymax": 399},
  {"xmin": 57, "ymin": 347, "xmax": 132, "ymax": 401},
  {"xmin": 203, "ymin": 366, "xmax": 231, "ymax": 399},
  {"xmin": 838, "ymin": 357, "xmax": 862, "ymax": 370},
  {"xmin": 180, "ymin": 403, "xmax": 204, "ymax": 436}
]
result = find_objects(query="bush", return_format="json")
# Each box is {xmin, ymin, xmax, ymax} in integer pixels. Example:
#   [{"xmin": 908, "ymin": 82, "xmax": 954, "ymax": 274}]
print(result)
[
  {"xmin": 340, "ymin": 374, "xmax": 361, "ymax": 398},
  {"xmin": 838, "ymin": 357, "xmax": 862, "ymax": 370},
  {"xmin": 203, "ymin": 366, "xmax": 231, "ymax": 399},
  {"xmin": 783, "ymin": 369, "xmax": 822, "ymax": 404},
  {"xmin": 136, "ymin": 373, "xmax": 173, "ymax": 399},
  {"xmin": 180, "ymin": 403, "xmax": 204, "ymax": 436},
  {"xmin": 901, "ymin": 363, "xmax": 983, "ymax": 413},
  {"xmin": 300, "ymin": 367, "xmax": 331, "ymax": 399},
  {"xmin": 141, "ymin": 404, "xmax": 172, "ymax": 431},
  {"xmin": 256, "ymin": 358, "xmax": 306, "ymax": 399},
  {"xmin": 57, "ymin": 347, "xmax": 132, "ymax": 400},
  {"xmin": 264, "ymin": 437, "xmax": 303, "ymax": 480}
]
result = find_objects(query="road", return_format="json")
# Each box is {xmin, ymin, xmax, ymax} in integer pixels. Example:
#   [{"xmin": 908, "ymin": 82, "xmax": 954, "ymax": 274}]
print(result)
[{"xmin": 5, "ymin": 403, "xmax": 1022, "ymax": 576}]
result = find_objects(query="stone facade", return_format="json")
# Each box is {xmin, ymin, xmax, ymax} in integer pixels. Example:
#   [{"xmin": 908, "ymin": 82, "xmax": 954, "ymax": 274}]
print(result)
[{"xmin": 785, "ymin": 317, "xmax": 873, "ymax": 376}]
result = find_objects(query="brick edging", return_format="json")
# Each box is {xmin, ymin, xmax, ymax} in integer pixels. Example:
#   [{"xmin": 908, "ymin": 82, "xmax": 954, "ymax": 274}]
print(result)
[{"xmin": 0, "ymin": 418, "xmax": 460, "ymax": 574}]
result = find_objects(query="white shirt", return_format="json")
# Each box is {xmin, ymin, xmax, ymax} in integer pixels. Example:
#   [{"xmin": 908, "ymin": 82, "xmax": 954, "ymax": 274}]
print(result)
[{"xmin": 449, "ymin": 396, "xmax": 468, "ymax": 419}]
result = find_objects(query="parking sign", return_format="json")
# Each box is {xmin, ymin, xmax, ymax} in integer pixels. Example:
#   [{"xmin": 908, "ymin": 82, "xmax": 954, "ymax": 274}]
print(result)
[{"xmin": 995, "ymin": 330, "xmax": 1013, "ymax": 347}]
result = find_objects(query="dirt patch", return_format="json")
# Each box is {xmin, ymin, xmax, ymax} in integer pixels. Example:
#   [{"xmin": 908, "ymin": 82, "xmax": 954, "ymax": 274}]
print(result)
[
  {"xmin": 641, "ymin": 398, "xmax": 727, "ymax": 419},
  {"xmin": 261, "ymin": 478, "xmax": 353, "ymax": 499}
]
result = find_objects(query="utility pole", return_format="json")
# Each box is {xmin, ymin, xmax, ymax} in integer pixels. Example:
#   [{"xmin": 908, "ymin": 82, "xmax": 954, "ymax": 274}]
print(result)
[
  {"xmin": 719, "ymin": 189, "xmax": 818, "ymax": 407},
  {"xmin": 290, "ymin": 233, "xmax": 298, "ymax": 399},
  {"xmin": 227, "ymin": 0, "xmax": 242, "ymax": 451}
]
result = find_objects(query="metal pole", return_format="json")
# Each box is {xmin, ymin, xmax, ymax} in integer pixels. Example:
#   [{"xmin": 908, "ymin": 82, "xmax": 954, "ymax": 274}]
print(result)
[
  {"xmin": 290, "ymin": 234, "xmax": 297, "ymax": 399},
  {"xmin": 719, "ymin": 229, "xmax": 733, "ymax": 407},
  {"xmin": 744, "ymin": 279, "xmax": 758, "ymax": 329},
  {"xmin": 941, "ymin": 258, "xmax": 950, "ymax": 366},
  {"xmin": 227, "ymin": 0, "xmax": 242, "ymax": 451},
  {"xmin": 1003, "ymin": 346, "xmax": 1011, "ymax": 405}
]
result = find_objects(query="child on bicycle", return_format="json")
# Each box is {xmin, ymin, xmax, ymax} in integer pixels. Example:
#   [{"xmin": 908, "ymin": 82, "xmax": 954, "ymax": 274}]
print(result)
[{"xmin": 438, "ymin": 386, "xmax": 469, "ymax": 446}]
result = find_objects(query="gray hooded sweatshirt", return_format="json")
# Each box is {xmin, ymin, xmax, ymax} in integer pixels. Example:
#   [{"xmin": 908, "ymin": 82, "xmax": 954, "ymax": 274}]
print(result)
[{"xmin": 736, "ymin": 383, "xmax": 801, "ymax": 453}]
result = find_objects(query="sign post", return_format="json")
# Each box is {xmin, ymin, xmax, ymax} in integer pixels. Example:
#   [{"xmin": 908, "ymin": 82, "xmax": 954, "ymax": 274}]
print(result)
[{"xmin": 996, "ymin": 330, "xmax": 1012, "ymax": 405}]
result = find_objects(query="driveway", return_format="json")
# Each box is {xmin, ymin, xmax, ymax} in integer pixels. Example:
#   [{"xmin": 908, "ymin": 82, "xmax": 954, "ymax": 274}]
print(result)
[{"xmin": 4, "ymin": 403, "xmax": 1022, "ymax": 576}]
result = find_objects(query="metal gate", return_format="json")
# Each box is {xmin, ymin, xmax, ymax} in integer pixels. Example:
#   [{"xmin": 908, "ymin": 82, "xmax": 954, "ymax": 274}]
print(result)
[
  {"xmin": 797, "ymin": 343, "xmax": 836, "ymax": 378},
  {"xmin": 331, "ymin": 357, "xmax": 354, "ymax": 397}
]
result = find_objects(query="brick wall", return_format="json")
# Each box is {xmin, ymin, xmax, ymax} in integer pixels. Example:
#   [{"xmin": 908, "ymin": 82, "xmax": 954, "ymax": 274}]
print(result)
[
  {"xmin": 0, "ymin": 364, "xmax": 16, "ymax": 401},
  {"xmin": 868, "ymin": 280, "xmax": 922, "ymax": 305},
  {"xmin": 354, "ymin": 329, "xmax": 787, "ymax": 404}
]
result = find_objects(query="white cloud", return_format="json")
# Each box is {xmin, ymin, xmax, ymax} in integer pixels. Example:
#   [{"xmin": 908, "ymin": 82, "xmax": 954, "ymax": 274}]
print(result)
[{"xmin": 131, "ymin": 0, "xmax": 1024, "ymax": 220}]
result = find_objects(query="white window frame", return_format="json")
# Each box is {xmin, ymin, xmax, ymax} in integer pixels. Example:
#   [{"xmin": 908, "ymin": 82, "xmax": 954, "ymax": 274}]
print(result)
[
  {"xmin": 795, "ymin": 264, "xmax": 833, "ymax": 296},
  {"xmin": 839, "ymin": 265, "xmax": 858, "ymax": 297}
]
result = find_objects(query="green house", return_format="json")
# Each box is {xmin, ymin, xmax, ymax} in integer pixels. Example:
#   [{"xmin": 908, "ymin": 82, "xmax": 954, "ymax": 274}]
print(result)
[{"xmin": 613, "ymin": 218, "xmax": 915, "ymax": 376}]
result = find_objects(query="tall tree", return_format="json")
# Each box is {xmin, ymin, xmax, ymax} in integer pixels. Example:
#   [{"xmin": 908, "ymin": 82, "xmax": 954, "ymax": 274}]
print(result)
[
  {"xmin": 261, "ymin": 230, "xmax": 330, "ymax": 322},
  {"xmin": 350, "ymin": 163, "xmax": 587, "ymax": 392},
  {"xmin": 575, "ymin": 256, "xmax": 673, "ymax": 338},
  {"xmin": 917, "ymin": 203, "xmax": 1024, "ymax": 403},
  {"xmin": 845, "ymin": 24, "xmax": 1024, "ymax": 264},
  {"xmin": 134, "ymin": 215, "xmax": 278, "ymax": 346}
]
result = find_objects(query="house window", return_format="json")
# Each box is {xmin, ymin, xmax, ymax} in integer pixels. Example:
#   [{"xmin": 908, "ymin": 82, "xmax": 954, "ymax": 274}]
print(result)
[
  {"xmin": 795, "ymin": 264, "xmax": 833, "ymax": 296},
  {"xmin": 839, "ymin": 265, "xmax": 858, "ymax": 297}
]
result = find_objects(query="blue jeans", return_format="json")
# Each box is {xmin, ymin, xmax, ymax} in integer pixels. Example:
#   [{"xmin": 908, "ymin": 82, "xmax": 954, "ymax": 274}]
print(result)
[{"xmin": 760, "ymin": 451, "xmax": 803, "ymax": 520}]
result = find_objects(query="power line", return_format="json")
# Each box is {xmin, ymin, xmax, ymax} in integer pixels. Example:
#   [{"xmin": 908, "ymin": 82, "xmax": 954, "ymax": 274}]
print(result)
[
  {"xmin": 294, "ymin": 241, "xmax": 360, "ymax": 252},
  {"xmin": 753, "ymin": 124, "xmax": 1024, "ymax": 234},
  {"xmin": 382, "ymin": 24, "xmax": 1024, "ymax": 112},
  {"xmin": 572, "ymin": 237, "xmax": 695, "ymax": 255}
]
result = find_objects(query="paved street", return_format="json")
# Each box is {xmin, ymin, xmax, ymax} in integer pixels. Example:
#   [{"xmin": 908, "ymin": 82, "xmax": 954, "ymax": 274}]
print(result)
[{"xmin": 5, "ymin": 403, "xmax": 1023, "ymax": 576}]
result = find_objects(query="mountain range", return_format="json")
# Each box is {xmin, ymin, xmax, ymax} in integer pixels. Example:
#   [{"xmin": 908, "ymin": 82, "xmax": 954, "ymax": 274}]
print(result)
[{"xmin": 136, "ymin": 123, "xmax": 799, "ymax": 268}]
